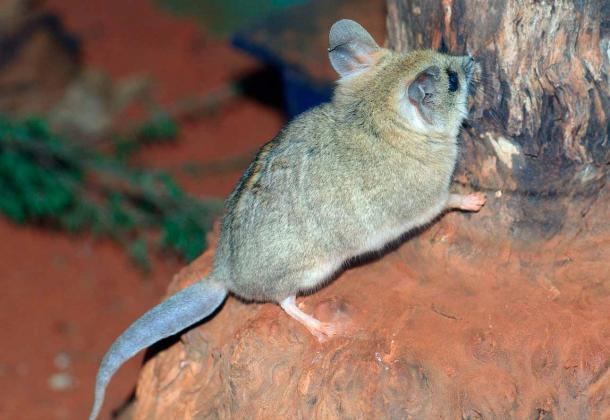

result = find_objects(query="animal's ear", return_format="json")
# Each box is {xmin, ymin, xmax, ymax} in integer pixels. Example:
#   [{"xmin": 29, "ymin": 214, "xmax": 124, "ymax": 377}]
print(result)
[
  {"xmin": 328, "ymin": 19, "xmax": 380, "ymax": 78},
  {"xmin": 408, "ymin": 66, "xmax": 441, "ymax": 107}
]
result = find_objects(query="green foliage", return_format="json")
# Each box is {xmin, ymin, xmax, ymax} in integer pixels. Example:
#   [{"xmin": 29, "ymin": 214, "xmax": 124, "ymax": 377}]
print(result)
[
  {"xmin": 156, "ymin": 0, "xmax": 306, "ymax": 35},
  {"xmin": 114, "ymin": 112, "xmax": 180, "ymax": 159},
  {"xmin": 0, "ymin": 115, "xmax": 222, "ymax": 269},
  {"xmin": 137, "ymin": 112, "xmax": 178, "ymax": 140}
]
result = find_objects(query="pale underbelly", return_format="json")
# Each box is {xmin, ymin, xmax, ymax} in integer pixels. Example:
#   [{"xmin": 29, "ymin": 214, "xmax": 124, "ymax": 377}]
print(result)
[{"xmin": 356, "ymin": 192, "xmax": 449, "ymax": 256}]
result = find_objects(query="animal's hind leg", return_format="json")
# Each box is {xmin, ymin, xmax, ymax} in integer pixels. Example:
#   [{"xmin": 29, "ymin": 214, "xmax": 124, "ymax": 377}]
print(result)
[
  {"xmin": 447, "ymin": 192, "xmax": 486, "ymax": 212},
  {"xmin": 280, "ymin": 296, "xmax": 337, "ymax": 342}
]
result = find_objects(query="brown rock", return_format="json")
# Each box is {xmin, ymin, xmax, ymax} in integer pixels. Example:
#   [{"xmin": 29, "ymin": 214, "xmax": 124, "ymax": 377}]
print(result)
[{"xmin": 128, "ymin": 216, "xmax": 609, "ymax": 418}]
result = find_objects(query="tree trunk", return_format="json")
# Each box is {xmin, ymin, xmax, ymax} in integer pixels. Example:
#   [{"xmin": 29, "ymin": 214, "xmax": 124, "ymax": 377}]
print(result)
[
  {"xmin": 387, "ymin": 0, "xmax": 609, "ymax": 243},
  {"xmin": 129, "ymin": 1, "xmax": 610, "ymax": 419}
]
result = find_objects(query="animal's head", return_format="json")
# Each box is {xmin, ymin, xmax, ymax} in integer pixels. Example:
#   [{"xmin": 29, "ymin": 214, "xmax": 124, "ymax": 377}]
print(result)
[{"xmin": 328, "ymin": 19, "xmax": 478, "ymax": 139}]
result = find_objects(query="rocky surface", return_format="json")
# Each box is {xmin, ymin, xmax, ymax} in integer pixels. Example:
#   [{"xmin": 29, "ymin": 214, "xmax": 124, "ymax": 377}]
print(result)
[{"xmin": 130, "ymin": 202, "xmax": 610, "ymax": 418}]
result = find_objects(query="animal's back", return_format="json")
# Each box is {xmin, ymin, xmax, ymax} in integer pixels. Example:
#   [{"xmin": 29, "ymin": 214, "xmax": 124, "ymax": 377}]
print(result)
[
  {"xmin": 213, "ymin": 100, "xmax": 457, "ymax": 301},
  {"xmin": 214, "ymin": 105, "xmax": 344, "ymax": 300}
]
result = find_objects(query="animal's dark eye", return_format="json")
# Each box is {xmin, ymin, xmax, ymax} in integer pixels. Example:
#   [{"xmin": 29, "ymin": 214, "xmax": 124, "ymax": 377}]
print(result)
[{"xmin": 447, "ymin": 69, "xmax": 459, "ymax": 92}]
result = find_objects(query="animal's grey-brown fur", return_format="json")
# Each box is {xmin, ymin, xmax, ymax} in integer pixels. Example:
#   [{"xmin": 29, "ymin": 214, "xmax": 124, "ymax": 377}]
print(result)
[{"xmin": 89, "ymin": 19, "xmax": 485, "ymax": 420}]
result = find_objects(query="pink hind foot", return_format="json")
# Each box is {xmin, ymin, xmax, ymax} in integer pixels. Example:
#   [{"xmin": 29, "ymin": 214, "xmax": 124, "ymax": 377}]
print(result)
[
  {"xmin": 280, "ymin": 296, "xmax": 337, "ymax": 342},
  {"xmin": 448, "ymin": 192, "xmax": 486, "ymax": 212}
]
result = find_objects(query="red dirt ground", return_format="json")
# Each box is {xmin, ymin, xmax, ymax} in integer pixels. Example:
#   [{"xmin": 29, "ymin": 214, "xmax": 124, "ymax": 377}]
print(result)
[{"xmin": 0, "ymin": 1, "xmax": 283, "ymax": 419}]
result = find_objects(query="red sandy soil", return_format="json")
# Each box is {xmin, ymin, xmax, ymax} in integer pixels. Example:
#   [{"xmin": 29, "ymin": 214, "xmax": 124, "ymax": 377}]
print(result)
[{"xmin": 0, "ymin": 1, "xmax": 283, "ymax": 419}]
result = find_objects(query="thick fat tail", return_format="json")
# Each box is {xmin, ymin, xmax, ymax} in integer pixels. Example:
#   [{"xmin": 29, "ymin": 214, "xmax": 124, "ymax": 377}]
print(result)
[{"xmin": 89, "ymin": 279, "xmax": 227, "ymax": 420}]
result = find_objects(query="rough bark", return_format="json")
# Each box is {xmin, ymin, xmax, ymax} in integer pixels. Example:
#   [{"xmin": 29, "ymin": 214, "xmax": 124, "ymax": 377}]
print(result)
[
  {"xmin": 387, "ymin": 0, "xmax": 609, "ymax": 244},
  {"xmin": 129, "ymin": 1, "xmax": 610, "ymax": 419}
]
